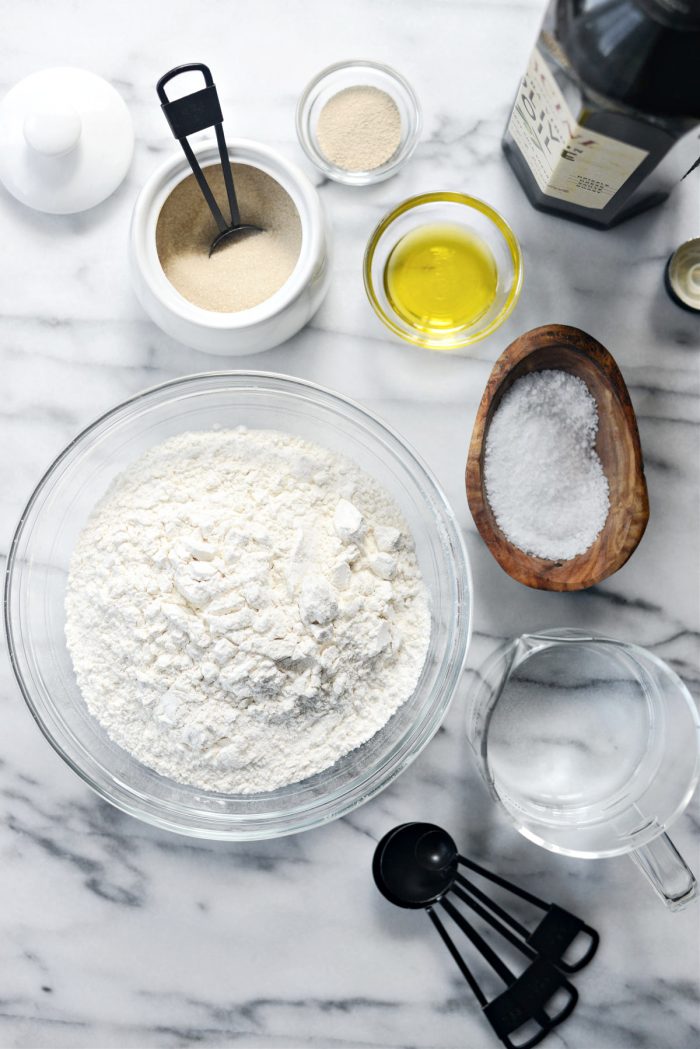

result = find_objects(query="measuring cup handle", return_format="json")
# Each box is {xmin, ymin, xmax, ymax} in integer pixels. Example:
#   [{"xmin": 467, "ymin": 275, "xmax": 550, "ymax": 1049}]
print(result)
[{"xmin": 630, "ymin": 832, "xmax": 697, "ymax": 910}]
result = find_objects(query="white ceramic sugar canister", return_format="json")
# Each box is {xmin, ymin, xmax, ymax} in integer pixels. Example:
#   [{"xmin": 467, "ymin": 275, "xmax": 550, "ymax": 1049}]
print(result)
[{"xmin": 129, "ymin": 139, "xmax": 331, "ymax": 355}]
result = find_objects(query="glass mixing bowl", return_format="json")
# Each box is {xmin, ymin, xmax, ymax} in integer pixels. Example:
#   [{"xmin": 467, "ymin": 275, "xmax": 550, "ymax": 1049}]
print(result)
[
  {"xmin": 364, "ymin": 192, "xmax": 523, "ymax": 352},
  {"xmin": 5, "ymin": 373, "xmax": 472, "ymax": 840}
]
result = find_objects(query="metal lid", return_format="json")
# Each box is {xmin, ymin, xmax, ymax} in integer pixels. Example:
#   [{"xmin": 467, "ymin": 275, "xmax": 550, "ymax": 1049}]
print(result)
[{"xmin": 665, "ymin": 237, "xmax": 700, "ymax": 312}]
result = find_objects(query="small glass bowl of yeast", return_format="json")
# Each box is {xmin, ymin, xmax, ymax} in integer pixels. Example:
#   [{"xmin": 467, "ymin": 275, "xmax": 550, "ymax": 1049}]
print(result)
[{"xmin": 296, "ymin": 60, "xmax": 421, "ymax": 185}]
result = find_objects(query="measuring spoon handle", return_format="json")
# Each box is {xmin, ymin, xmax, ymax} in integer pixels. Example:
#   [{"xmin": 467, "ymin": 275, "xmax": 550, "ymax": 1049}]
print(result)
[
  {"xmin": 156, "ymin": 63, "xmax": 231, "ymax": 233},
  {"xmin": 157, "ymin": 63, "xmax": 221, "ymax": 138}
]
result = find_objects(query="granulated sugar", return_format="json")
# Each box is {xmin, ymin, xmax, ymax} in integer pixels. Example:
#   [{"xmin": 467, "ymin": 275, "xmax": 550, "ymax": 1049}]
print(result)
[
  {"xmin": 317, "ymin": 86, "xmax": 401, "ymax": 172},
  {"xmin": 156, "ymin": 163, "xmax": 302, "ymax": 312},
  {"xmin": 484, "ymin": 370, "xmax": 610, "ymax": 561}
]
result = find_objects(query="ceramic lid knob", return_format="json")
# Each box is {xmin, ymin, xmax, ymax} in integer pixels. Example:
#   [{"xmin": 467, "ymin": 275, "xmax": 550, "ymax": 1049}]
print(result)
[
  {"xmin": 23, "ymin": 104, "xmax": 82, "ymax": 156},
  {"xmin": 0, "ymin": 67, "xmax": 134, "ymax": 214}
]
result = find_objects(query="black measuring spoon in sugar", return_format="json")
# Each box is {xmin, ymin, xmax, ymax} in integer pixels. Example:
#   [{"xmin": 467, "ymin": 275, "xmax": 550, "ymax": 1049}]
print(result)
[
  {"xmin": 373, "ymin": 823, "xmax": 598, "ymax": 1049},
  {"xmin": 157, "ymin": 63, "xmax": 262, "ymax": 256}
]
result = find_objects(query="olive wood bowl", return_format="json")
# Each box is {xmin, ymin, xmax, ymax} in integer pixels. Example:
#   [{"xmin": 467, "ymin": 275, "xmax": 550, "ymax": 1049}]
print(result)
[{"xmin": 466, "ymin": 324, "xmax": 649, "ymax": 591}]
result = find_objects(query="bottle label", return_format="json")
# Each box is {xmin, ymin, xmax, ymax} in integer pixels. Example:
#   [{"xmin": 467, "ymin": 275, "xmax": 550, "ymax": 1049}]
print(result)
[{"xmin": 508, "ymin": 48, "xmax": 649, "ymax": 210}]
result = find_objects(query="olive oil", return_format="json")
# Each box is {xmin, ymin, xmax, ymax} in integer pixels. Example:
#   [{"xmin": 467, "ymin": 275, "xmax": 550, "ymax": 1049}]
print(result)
[{"xmin": 383, "ymin": 223, "xmax": 498, "ymax": 335}]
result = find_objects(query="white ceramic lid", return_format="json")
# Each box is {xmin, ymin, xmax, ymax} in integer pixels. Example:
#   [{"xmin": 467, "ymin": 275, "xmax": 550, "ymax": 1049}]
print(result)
[{"xmin": 0, "ymin": 67, "xmax": 134, "ymax": 214}]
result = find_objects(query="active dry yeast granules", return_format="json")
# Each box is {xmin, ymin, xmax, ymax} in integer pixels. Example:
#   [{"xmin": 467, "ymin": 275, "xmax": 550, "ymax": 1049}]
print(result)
[{"xmin": 316, "ymin": 85, "xmax": 402, "ymax": 172}]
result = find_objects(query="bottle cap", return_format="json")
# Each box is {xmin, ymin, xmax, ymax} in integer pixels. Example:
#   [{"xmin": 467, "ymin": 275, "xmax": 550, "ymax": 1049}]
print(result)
[
  {"xmin": 665, "ymin": 237, "xmax": 700, "ymax": 313},
  {"xmin": 0, "ymin": 67, "xmax": 134, "ymax": 214}
]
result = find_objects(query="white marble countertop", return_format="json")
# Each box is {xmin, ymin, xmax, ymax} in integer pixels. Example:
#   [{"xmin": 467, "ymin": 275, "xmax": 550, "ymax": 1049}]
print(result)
[{"xmin": 1, "ymin": 1, "xmax": 699, "ymax": 1046}]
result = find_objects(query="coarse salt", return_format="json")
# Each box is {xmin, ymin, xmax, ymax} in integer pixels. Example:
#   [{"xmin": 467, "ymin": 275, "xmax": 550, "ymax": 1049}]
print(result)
[{"xmin": 483, "ymin": 370, "xmax": 610, "ymax": 561}]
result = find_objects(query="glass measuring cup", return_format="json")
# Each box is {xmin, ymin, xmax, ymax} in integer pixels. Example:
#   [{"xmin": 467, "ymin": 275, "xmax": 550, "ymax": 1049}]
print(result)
[{"xmin": 466, "ymin": 629, "xmax": 700, "ymax": 910}]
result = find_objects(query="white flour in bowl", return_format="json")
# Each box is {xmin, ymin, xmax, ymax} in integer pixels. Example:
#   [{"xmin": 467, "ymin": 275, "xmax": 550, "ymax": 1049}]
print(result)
[{"xmin": 65, "ymin": 429, "xmax": 431, "ymax": 794}]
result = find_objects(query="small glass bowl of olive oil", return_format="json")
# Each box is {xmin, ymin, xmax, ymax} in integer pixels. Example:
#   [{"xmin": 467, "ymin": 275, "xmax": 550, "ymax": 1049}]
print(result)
[{"xmin": 363, "ymin": 193, "xmax": 522, "ymax": 351}]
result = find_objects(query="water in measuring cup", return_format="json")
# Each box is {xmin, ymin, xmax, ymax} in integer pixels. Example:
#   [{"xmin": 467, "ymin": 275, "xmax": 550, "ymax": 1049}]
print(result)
[{"xmin": 486, "ymin": 642, "xmax": 658, "ymax": 827}]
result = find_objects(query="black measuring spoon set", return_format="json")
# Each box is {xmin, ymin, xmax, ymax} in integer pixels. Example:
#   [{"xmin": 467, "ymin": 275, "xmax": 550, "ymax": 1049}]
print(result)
[{"xmin": 373, "ymin": 823, "xmax": 599, "ymax": 1049}]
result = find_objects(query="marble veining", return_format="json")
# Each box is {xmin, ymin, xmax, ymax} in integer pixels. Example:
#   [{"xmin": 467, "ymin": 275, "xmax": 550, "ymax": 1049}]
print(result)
[{"xmin": 1, "ymin": 0, "xmax": 699, "ymax": 1047}]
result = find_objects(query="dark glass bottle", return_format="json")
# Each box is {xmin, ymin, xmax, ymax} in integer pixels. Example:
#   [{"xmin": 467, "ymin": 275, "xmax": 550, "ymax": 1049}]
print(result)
[{"xmin": 503, "ymin": 0, "xmax": 700, "ymax": 228}]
